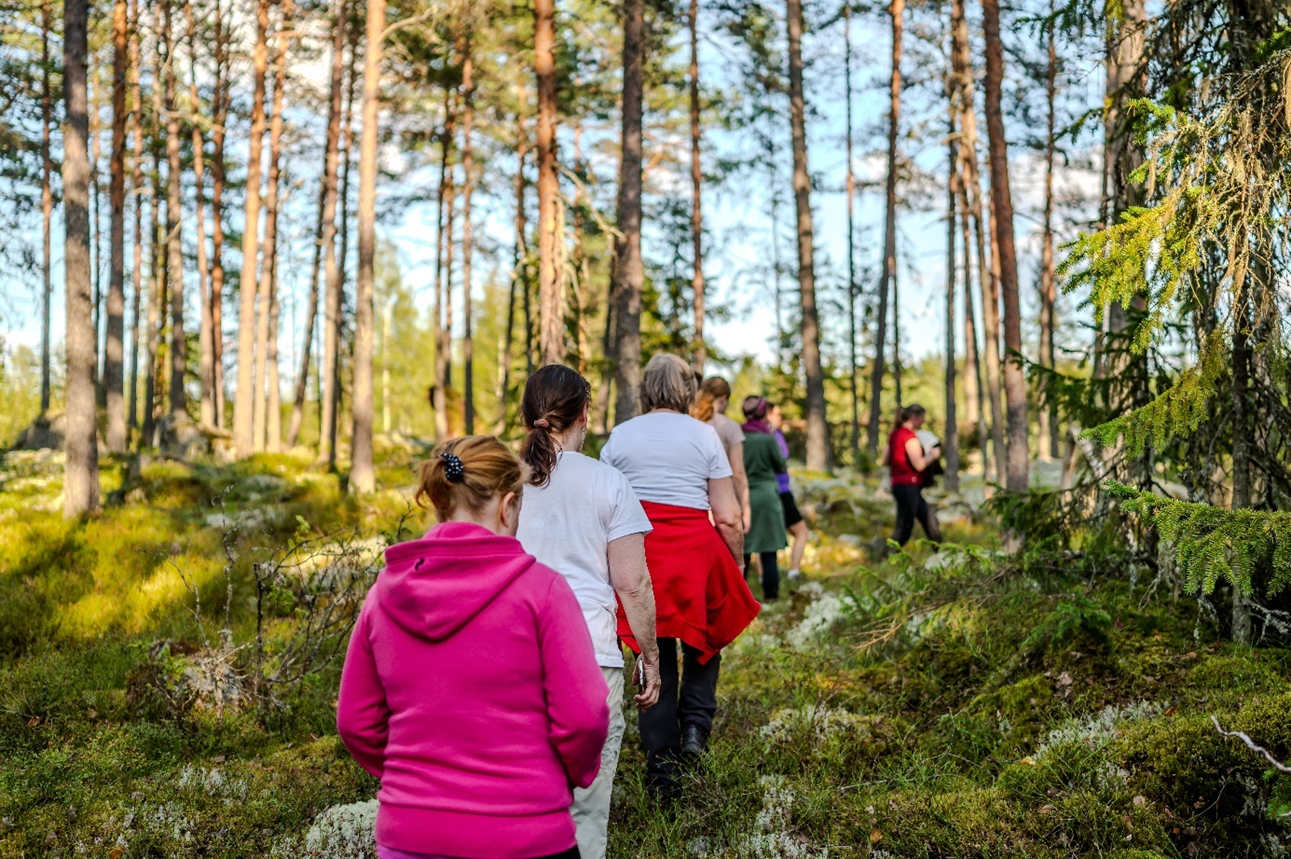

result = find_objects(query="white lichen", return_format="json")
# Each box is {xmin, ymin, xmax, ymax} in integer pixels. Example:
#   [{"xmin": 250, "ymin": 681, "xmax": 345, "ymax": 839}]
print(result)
[
  {"xmin": 301, "ymin": 799, "xmax": 378, "ymax": 859},
  {"xmin": 1034, "ymin": 700, "xmax": 1163, "ymax": 760}
]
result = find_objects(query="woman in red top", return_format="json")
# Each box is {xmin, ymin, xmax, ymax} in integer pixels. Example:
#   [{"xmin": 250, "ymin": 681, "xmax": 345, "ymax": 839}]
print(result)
[{"xmin": 884, "ymin": 404, "xmax": 942, "ymax": 546}]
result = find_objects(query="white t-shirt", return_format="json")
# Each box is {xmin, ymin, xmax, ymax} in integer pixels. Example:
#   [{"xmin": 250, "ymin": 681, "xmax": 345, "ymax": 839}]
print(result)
[
  {"xmin": 599, "ymin": 411, "xmax": 732, "ymax": 510},
  {"xmin": 516, "ymin": 451, "xmax": 653, "ymax": 668}
]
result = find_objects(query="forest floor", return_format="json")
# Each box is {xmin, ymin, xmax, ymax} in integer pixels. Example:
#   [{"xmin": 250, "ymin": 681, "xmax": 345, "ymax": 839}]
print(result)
[{"xmin": 0, "ymin": 443, "xmax": 1289, "ymax": 858}]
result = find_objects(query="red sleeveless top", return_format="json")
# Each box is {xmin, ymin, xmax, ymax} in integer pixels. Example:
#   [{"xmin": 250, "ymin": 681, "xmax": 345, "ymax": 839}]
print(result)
[{"xmin": 888, "ymin": 426, "xmax": 923, "ymax": 486}]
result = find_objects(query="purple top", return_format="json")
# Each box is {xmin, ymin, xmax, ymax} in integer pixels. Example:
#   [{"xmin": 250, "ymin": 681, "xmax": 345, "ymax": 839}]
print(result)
[{"xmin": 774, "ymin": 430, "xmax": 791, "ymax": 494}]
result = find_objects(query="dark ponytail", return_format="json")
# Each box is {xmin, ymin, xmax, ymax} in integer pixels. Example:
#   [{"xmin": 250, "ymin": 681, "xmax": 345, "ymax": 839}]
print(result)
[
  {"xmin": 520, "ymin": 364, "xmax": 593, "ymax": 488},
  {"xmin": 891, "ymin": 403, "xmax": 926, "ymax": 433}
]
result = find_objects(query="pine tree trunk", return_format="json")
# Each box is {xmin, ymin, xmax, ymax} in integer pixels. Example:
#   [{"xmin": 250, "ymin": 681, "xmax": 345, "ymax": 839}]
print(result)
[
  {"xmin": 688, "ymin": 0, "xmax": 705, "ymax": 371},
  {"xmin": 186, "ymin": 0, "xmax": 213, "ymax": 429},
  {"xmin": 161, "ymin": 0, "xmax": 186, "ymax": 421},
  {"xmin": 128, "ymin": 0, "xmax": 143, "ymax": 437},
  {"xmin": 952, "ymin": 0, "xmax": 1004, "ymax": 483},
  {"xmin": 318, "ymin": 0, "xmax": 349, "ymax": 464},
  {"xmin": 267, "ymin": 259, "xmax": 282, "ymax": 453},
  {"xmin": 460, "ymin": 31, "xmax": 476, "ymax": 435},
  {"xmin": 63, "ymin": 0, "xmax": 100, "ymax": 515},
  {"xmin": 959, "ymin": 191, "xmax": 988, "ymax": 477},
  {"xmin": 143, "ymin": 151, "xmax": 161, "ymax": 446},
  {"xmin": 534, "ymin": 0, "xmax": 564, "ymax": 367},
  {"xmin": 209, "ymin": 1, "xmax": 228, "ymax": 428},
  {"xmin": 105, "ymin": 0, "xmax": 128, "ymax": 451},
  {"xmin": 866, "ymin": 0, "xmax": 904, "ymax": 456},
  {"xmin": 944, "ymin": 105, "xmax": 961, "ymax": 493},
  {"xmin": 288, "ymin": 183, "xmax": 326, "ymax": 447},
  {"xmin": 348, "ymin": 0, "xmax": 383, "ymax": 495},
  {"xmin": 254, "ymin": 3, "xmax": 289, "ymax": 451},
  {"xmin": 1038, "ymin": 9, "xmax": 1058, "ymax": 460},
  {"xmin": 845, "ymin": 4, "xmax": 860, "ymax": 466},
  {"xmin": 336, "ymin": 34, "xmax": 358, "ymax": 420},
  {"xmin": 612, "ymin": 0, "xmax": 644, "ymax": 422},
  {"xmin": 91, "ymin": 73, "xmax": 103, "ymax": 401},
  {"xmin": 233, "ymin": 0, "xmax": 271, "ymax": 456},
  {"xmin": 432, "ymin": 85, "xmax": 452, "ymax": 441},
  {"xmin": 498, "ymin": 100, "xmax": 529, "ymax": 433},
  {"xmin": 40, "ymin": 1, "xmax": 54, "ymax": 416},
  {"xmin": 982, "ymin": 0, "xmax": 1028, "ymax": 492},
  {"xmin": 787, "ymin": 0, "xmax": 829, "ymax": 471},
  {"xmin": 1231, "ymin": 287, "xmax": 1252, "ymax": 644},
  {"xmin": 441, "ymin": 134, "xmax": 456, "ymax": 425}
]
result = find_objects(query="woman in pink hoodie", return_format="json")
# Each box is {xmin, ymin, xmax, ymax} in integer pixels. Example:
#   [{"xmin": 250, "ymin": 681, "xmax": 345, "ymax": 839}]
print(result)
[{"xmin": 338, "ymin": 435, "xmax": 610, "ymax": 859}]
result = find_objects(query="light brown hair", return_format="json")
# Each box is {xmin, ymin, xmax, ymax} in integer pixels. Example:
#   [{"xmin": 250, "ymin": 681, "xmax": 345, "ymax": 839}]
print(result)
[
  {"xmin": 690, "ymin": 376, "xmax": 732, "ymax": 423},
  {"xmin": 414, "ymin": 436, "xmax": 530, "ymax": 522},
  {"xmin": 640, "ymin": 353, "xmax": 697, "ymax": 414}
]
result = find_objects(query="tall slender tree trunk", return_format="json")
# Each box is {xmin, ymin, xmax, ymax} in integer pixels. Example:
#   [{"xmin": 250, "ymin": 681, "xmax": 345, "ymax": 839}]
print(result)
[
  {"xmin": 234, "ymin": 0, "xmax": 271, "ymax": 456},
  {"xmin": 210, "ymin": 1, "xmax": 229, "ymax": 428},
  {"xmin": 612, "ymin": 0, "xmax": 644, "ymax": 422},
  {"xmin": 459, "ymin": 31, "xmax": 476, "ymax": 434},
  {"xmin": 959, "ymin": 191, "xmax": 988, "ymax": 477},
  {"xmin": 105, "ymin": 0, "xmax": 128, "ymax": 451},
  {"xmin": 41, "ymin": 2, "xmax": 56, "ymax": 417},
  {"xmin": 91, "ymin": 72, "xmax": 103, "ymax": 398},
  {"xmin": 63, "ymin": 0, "xmax": 100, "ymax": 516},
  {"xmin": 1231, "ymin": 287, "xmax": 1252, "ymax": 644},
  {"xmin": 787, "ymin": 0, "xmax": 829, "ymax": 471},
  {"xmin": 499, "ymin": 101, "xmax": 529, "ymax": 432},
  {"xmin": 441, "ymin": 132, "xmax": 456, "ymax": 421},
  {"xmin": 952, "ymin": 0, "xmax": 1004, "ymax": 483},
  {"xmin": 844, "ymin": 4, "xmax": 861, "ymax": 466},
  {"xmin": 981, "ymin": 0, "xmax": 1028, "ymax": 492},
  {"xmin": 267, "ymin": 259, "xmax": 283, "ymax": 452},
  {"xmin": 432, "ymin": 89, "xmax": 453, "ymax": 441},
  {"xmin": 128, "ymin": 0, "xmax": 143, "ymax": 437},
  {"xmin": 288, "ymin": 183, "xmax": 326, "ymax": 446},
  {"xmin": 143, "ymin": 151, "xmax": 161, "ymax": 445},
  {"xmin": 335, "ymin": 35, "xmax": 358, "ymax": 428},
  {"xmin": 866, "ymin": 0, "xmax": 904, "ymax": 455},
  {"xmin": 535, "ymin": 0, "xmax": 564, "ymax": 367},
  {"xmin": 348, "ymin": 0, "xmax": 383, "ymax": 495},
  {"xmin": 1038, "ymin": 8, "xmax": 1058, "ymax": 460},
  {"xmin": 186, "ymin": 0, "xmax": 213, "ymax": 429},
  {"xmin": 317, "ymin": 0, "xmax": 348, "ymax": 463},
  {"xmin": 161, "ymin": 0, "xmax": 186, "ymax": 421},
  {"xmin": 688, "ymin": 0, "xmax": 706, "ymax": 371},
  {"xmin": 254, "ymin": 3, "xmax": 289, "ymax": 451},
  {"xmin": 944, "ymin": 103, "xmax": 961, "ymax": 492}
]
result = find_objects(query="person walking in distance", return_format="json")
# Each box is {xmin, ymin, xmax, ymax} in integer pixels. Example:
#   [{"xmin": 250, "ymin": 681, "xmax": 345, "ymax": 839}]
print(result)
[
  {"xmin": 337, "ymin": 436, "xmax": 608, "ymax": 859},
  {"xmin": 740, "ymin": 396, "xmax": 788, "ymax": 600},
  {"xmin": 884, "ymin": 404, "xmax": 942, "ymax": 547},
  {"xmin": 767, "ymin": 402, "xmax": 810, "ymax": 579},
  {"xmin": 516, "ymin": 364, "xmax": 661, "ymax": 859},
  {"xmin": 691, "ymin": 376, "xmax": 752, "ymax": 533},
  {"xmin": 600, "ymin": 354, "xmax": 760, "ymax": 802}
]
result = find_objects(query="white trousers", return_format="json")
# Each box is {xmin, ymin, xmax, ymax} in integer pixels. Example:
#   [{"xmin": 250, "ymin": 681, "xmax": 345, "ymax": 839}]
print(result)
[{"xmin": 571, "ymin": 666, "xmax": 626, "ymax": 859}]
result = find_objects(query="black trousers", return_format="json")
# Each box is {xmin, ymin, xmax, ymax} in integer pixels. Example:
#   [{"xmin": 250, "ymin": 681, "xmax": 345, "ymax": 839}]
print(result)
[
  {"xmin": 744, "ymin": 551, "xmax": 780, "ymax": 601},
  {"xmin": 639, "ymin": 637, "xmax": 720, "ymax": 789},
  {"xmin": 892, "ymin": 483, "xmax": 935, "ymax": 546}
]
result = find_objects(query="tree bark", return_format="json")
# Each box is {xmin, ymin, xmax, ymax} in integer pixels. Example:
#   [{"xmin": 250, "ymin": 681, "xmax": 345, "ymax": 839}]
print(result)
[
  {"xmin": 944, "ymin": 102, "xmax": 961, "ymax": 493},
  {"xmin": 143, "ymin": 150, "xmax": 162, "ymax": 446},
  {"xmin": 91, "ymin": 72, "xmax": 103, "ymax": 400},
  {"xmin": 612, "ymin": 0, "xmax": 644, "ymax": 422},
  {"xmin": 186, "ymin": 0, "xmax": 213, "ymax": 429},
  {"xmin": 460, "ymin": 30, "xmax": 476, "ymax": 434},
  {"xmin": 1231, "ymin": 287, "xmax": 1252, "ymax": 644},
  {"xmin": 499, "ymin": 96, "xmax": 529, "ymax": 432},
  {"xmin": 254, "ymin": 2, "xmax": 290, "ymax": 451},
  {"xmin": 787, "ymin": 0, "xmax": 829, "ymax": 471},
  {"xmin": 958, "ymin": 188, "xmax": 988, "ymax": 478},
  {"xmin": 210, "ymin": 0, "xmax": 229, "ymax": 428},
  {"xmin": 40, "ymin": 1, "xmax": 54, "ymax": 416},
  {"xmin": 688, "ymin": 0, "xmax": 705, "ymax": 371},
  {"xmin": 128, "ymin": 0, "xmax": 143, "ymax": 437},
  {"xmin": 952, "ymin": 0, "xmax": 1003, "ymax": 483},
  {"xmin": 63, "ymin": 0, "xmax": 100, "ymax": 515},
  {"xmin": 104, "ymin": 0, "xmax": 128, "ymax": 451},
  {"xmin": 317, "ymin": 0, "xmax": 348, "ymax": 463},
  {"xmin": 534, "ymin": 0, "xmax": 564, "ymax": 367},
  {"xmin": 161, "ymin": 0, "xmax": 186, "ymax": 421},
  {"xmin": 267, "ymin": 257, "xmax": 283, "ymax": 452},
  {"xmin": 867, "ymin": 0, "xmax": 904, "ymax": 456},
  {"xmin": 234, "ymin": 0, "xmax": 270, "ymax": 456},
  {"xmin": 349, "ymin": 0, "xmax": 383, "ymax": 495},
  {"xmin": 844, "ymin": 3, "xmax": 861, "ymax": 466},
  {"xmin": 1038, "ymin": 8, "xmax": 1058, "ymax": 460},
  {"xmin": 288, "ymin": 184, "xmax": 326, "ymax": 447},
  {"xmin": 982, "ymin": 0, "xmax": 1028, "ymax": 492},
  {"xmin": 432, "ymin": 85, "xmax": 453, "ymax": 441}
]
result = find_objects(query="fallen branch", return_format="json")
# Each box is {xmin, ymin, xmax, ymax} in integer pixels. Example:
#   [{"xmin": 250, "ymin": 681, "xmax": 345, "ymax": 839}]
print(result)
[{"xmin": 1212, "ymin": 716, "xmax": 1291, "ymax": 774}]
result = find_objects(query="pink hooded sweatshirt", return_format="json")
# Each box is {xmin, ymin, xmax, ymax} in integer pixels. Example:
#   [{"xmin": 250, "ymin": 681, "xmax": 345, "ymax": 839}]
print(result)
[{"xmin": 337, "ymin": 521, "xmax": 610, "ymax": 859}]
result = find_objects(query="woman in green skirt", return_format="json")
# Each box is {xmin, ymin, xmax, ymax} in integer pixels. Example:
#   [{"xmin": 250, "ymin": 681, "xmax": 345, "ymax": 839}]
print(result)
[{"xmin": 740, "ymin": 396, "xmax": 788, "ymax": 600}]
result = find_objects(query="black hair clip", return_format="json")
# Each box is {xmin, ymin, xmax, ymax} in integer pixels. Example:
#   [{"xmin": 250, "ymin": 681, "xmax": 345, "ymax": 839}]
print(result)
[{"xmin": 439, "ymin": 452, "xmax": 465, "ymax": 482}]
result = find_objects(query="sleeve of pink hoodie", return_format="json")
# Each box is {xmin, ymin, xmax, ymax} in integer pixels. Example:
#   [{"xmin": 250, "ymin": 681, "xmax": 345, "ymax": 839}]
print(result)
[
  {"xmin": 538, "ymin": 572, "xmax": 611, "ymax": 789},
  {"xmin": 336, "ymin": 602, "xmax": 390, "ymax": 780}
]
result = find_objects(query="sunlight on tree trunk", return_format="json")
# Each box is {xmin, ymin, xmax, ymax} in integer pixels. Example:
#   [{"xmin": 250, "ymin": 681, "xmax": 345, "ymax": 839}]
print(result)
[
  {"xmin": 1038, "ymin": 6, "xmax": 1058, "ymax": 461},
  {"xmin": 689, "ymin": 0, "xmax": 705, "ymax": 372},
  {"xmin": 209, "ymin": 0, "xmax": 229, "ymax": 429},
  {"xmin": 127, "ymin": 0, "xmax": 143, "ymax": 438},
  {"xmin": 612, "ymin": 0, "xmax": 644, "ymax": 423},
  {"xmin": 460, "ymin": 29, "xmax": 476, "ymax": 435},
  {"xmin": 105, "ymin": 0, "xmax": 128, "ymax": 452},
  {"xmin": 534, "ymin": 0, "xmax": 564, "ymax": 367},
  {"xmin": 844, "ymin": 3, "xmax": 861, "ymax": 467},
  {"xmin": 318, "ymin": 0, "xmax": 349, "ymax": 463},
  {"xmin": 40, "ymin": 1, "xmax": 54, "ymax": 417},
  {"xmin": 161, "ymin": 0, "xmax": 186, "ymax": 422}
]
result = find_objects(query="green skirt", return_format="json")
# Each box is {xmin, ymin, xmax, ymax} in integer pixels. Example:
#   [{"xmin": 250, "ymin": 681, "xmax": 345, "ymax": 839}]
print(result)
[{"xmin": 746, "ymin": 479, "xmax": 788, "ymax": 554}]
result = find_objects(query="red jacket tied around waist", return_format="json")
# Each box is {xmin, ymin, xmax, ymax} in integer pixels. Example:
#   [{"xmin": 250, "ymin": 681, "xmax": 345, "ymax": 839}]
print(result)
[{"xmin": 617, "ymin": 500, "xmax": 761, "ymax": 664}]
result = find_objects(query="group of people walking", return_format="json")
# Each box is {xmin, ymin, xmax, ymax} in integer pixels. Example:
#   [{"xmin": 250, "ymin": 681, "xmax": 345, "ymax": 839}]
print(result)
[{"xmin": 337, "ymin": 354, "xmax": 810, "ymax": 859}]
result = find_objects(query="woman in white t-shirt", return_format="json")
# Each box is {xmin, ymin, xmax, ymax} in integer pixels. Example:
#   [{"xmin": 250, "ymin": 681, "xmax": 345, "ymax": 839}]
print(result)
[
  {"xmin": 599, "ymin": 353, "xmax": 760, "ymax": 803},
  {"xmin": 515, "ymin": 364, "xmax": 661, "ymax": 859}
]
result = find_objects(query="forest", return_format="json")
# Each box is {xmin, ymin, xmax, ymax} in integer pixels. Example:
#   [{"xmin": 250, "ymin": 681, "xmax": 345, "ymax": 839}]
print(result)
[{"xmin": 1, "ymin": 0, "xmax": 1291, "ymax": 855}]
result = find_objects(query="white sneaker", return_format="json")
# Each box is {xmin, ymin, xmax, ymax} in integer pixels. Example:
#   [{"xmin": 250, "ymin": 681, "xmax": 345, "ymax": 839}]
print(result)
[{"xmin": 787, "ymin": 568, "xmax": 802, "ymax": 580}]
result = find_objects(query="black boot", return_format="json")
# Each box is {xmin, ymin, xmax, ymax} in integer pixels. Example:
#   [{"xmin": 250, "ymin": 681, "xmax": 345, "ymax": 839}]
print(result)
[{"xmin": 681, "ymin": 722, "xmax": 709, "ymax": 757}]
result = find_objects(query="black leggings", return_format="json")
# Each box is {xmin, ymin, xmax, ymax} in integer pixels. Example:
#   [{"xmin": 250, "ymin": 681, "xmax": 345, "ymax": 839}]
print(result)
[
  {"xmin": 744, "ymin": 551, "xmax": 779, "ymax": 601},
  {"xmin": 892, "ymin": 484, "xmax": 936, "ymax": 546},
  {"xmin": 639, "ymin": 638, "xmax": 721, "ymax": 792}
]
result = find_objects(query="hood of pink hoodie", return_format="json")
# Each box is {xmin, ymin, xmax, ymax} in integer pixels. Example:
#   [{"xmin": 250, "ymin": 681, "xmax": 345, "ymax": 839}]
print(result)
[{"xmin": 377, "ymin": 521, "xmax": 537, "ymax": 642}]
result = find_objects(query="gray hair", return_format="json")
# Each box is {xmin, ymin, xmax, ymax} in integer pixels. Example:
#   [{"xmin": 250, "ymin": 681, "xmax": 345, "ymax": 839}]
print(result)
[{"xmin": 639, "ymin": 353, "xmax": 696, "ymax": 414}]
